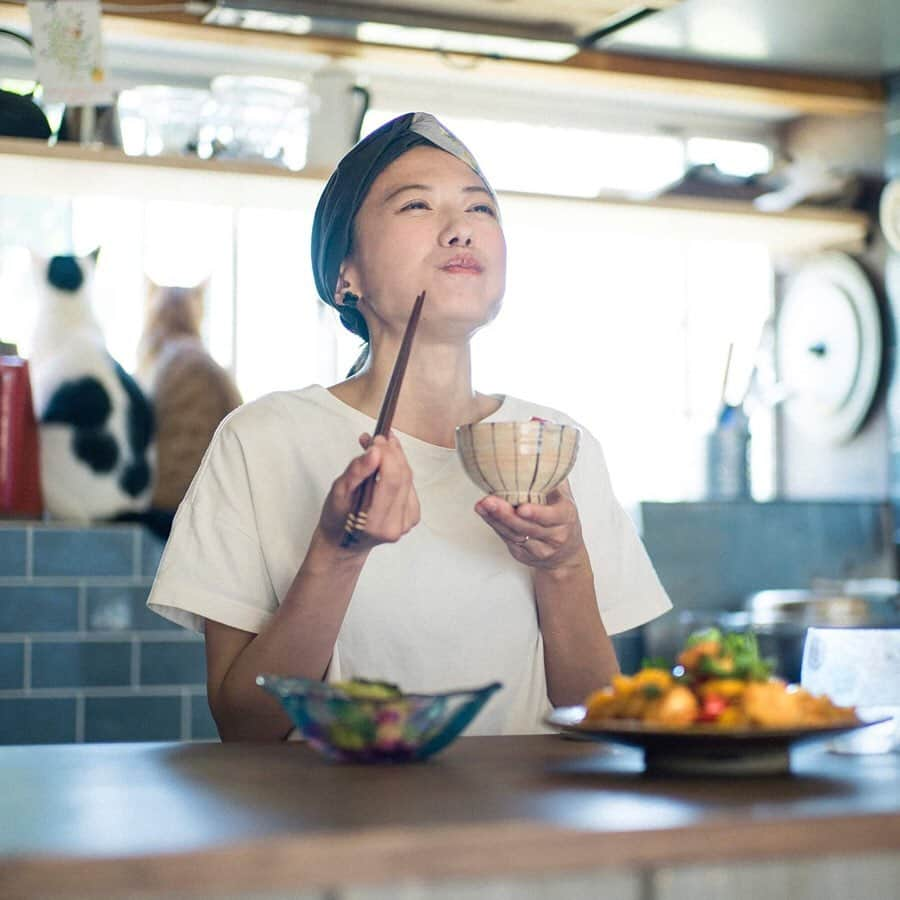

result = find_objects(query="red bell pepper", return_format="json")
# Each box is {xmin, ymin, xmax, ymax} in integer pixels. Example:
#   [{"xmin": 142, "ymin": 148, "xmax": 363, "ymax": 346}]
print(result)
[{"xmin": 697, "ymin": 694, "xmax": 728, "ymax": 723}]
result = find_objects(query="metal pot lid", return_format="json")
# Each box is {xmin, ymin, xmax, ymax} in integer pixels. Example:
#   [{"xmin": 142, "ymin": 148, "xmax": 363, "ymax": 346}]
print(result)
[{"xmin": 746, "ymin": 589, "xmax": 900, "ymax": 627}]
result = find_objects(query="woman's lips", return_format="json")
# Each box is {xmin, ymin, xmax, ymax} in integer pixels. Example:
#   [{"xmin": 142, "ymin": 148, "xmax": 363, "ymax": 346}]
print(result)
[{"xmin": 440, "ymin": 255, "xmax": 483, "ymax": 275}]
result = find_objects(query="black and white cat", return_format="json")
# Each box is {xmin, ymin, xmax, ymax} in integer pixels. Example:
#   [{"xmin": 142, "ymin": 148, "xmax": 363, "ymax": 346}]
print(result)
[{"xmin": 29, "ymin": 252, "xmax": 156, "ymax": 522}]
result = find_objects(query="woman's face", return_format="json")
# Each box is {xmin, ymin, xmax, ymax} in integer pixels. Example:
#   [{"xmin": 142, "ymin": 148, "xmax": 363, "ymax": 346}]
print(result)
[{"xmin": 340, "ymin": 145, "xmax": 506, "ymax": 344}]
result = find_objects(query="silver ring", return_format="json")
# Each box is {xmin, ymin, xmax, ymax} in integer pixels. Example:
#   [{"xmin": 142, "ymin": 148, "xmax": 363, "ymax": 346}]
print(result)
[{"xmin": 516, "ymin": 535, "xmax": 530, "ymax": 544}]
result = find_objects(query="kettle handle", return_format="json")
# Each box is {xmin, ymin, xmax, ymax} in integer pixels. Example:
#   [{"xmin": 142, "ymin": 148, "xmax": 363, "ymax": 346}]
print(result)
[
  {"xmin": 350, "ymin": 85, "xmax": 370, "ymax": 144},
  {"xmin": 0, "ymin": 27, "xmax": 37, "ymax": 98}
]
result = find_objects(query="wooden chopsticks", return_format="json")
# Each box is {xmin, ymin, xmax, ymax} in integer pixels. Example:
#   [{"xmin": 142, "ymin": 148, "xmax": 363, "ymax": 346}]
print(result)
[{"xmin": 341, "ymin": 290, "xmax": 427, "ymax": 547}]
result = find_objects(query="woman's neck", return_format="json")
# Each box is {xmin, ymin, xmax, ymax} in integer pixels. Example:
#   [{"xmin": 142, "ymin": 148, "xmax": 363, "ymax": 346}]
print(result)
[{"xmin": 329, "ymin": 340, "xmax": 497, "ymax": 448}]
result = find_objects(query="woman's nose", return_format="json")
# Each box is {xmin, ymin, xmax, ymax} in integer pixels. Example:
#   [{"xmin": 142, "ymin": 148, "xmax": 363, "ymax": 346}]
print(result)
[{"xmin": 439, "ymin": 215, "xmax": 473, "ymax": 248}]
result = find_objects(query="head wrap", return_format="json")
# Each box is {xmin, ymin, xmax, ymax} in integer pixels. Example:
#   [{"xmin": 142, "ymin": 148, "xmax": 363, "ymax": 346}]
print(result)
[{"xmin": 310, "ymin": 112, "xmax": 494, "ymax": 374}]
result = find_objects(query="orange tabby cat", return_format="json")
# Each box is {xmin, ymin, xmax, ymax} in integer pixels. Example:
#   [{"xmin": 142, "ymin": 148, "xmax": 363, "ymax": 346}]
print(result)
[{"xmin": 138, "ymin": 281, "xmax": 242, "ymax": 517}]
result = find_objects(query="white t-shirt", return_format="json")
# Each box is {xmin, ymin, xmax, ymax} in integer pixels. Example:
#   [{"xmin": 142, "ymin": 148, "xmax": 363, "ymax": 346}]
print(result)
[{"xmin": 147, "ymin": 384, "xmax": 671, "ymax": 734}]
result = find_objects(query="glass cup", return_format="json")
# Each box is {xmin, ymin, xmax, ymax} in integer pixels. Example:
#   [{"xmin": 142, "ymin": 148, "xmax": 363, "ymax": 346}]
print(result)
[{"xmin": 801, "ymin": 627, "xmax": 900, "ymax": 754}]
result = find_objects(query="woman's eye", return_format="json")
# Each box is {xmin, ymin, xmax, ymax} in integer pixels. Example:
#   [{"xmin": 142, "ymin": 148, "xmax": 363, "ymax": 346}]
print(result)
[
  {"xmin": 470, "ymin": 203, "xmax": 497, "ymax": 217},
  {"xmin": 400, "ymin": 200, "xmax": 430, "ymax": 211}
]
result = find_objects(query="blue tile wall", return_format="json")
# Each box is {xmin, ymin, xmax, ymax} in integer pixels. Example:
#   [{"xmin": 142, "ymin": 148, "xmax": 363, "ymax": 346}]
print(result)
[
  {"xmin": 0, "ymin": 698, "xmax": 76, "ymax": 744},
  {"xmin": 0, "ymin": 586, "xmax": 79, "ymax": 632},
  {"xmin": 640, "ymin": 500, "xmax": 895, "ymax": 612},
  {"xmin": 31, "ymin": 641, "xmax": 132, "ymax": 689},
  {"xmin": 33, "ymin": 528, "xmax": 134, "ymax": 577},
  {"xmin": 141, "ymin": 532, "xmax": 166, "ymax": 578},
  {"xmin": 87, "ymin": 585, "xmax": 178, "ymax": 631},
  {"xmin": 0, "ymin": 528, "xmax": 27, "ymax": 576},
  {"xmin": 139, "ymin": 641, "xmax": 205, "ymax": 686},
  {"xmin": 190, "ymin": 694, "xmax": 219, "ymax": 741},
  {"xmin": 84, "ymin": 696, "xmax": 181, "ymax": 743},
  {"xmin": 0, "ymin": 524, "xmax": 213, "ymax": 745},
  {"xmin": 611, "ymin": 629, "xmax": 644, "ymax": 676},
  {"xmin": 0, "ymin": 643, "xmax": 24, "ymax": 689}
]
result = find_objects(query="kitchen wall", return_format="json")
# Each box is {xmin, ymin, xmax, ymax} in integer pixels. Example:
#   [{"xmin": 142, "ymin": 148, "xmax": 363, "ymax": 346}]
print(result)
[
  {"xmin": 777, "ymin": 111, "xmax": 890, "ymax": 500},
  {"xmin": 640, "ymin": 499, "xmax": 896, "ymax": 613}
]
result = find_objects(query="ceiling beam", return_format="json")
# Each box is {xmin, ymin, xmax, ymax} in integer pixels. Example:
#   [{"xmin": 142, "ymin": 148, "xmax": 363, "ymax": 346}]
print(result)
[{"xmin": 0, "ymin": 1, "xmax": 884, "ymax": 116}]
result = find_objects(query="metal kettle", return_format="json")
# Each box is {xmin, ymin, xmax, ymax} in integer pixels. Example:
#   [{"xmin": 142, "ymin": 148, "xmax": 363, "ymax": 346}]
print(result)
[{"xmin": 0, "ymin": 27, "xmax": 51, "ymax": 140}]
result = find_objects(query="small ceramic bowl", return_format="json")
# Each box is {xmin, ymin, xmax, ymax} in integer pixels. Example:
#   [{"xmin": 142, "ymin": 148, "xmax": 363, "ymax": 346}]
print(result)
[
  {"xmin": 256, "ymin": 675, "xmax": 502, "ymax": 763},
  {"xmin": 455, "ymin": 420, "xmax": 580, "ymax": 506}
]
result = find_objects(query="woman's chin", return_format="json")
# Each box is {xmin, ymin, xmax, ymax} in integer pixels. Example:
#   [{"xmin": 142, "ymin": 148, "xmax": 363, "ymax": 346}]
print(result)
[
  {"xmin": 419, "ymin": 307, "xmax": 501, "ymax": 343},
  {"xmin": 430, "ymin": 278, "xmax": 501, "ymax": 307},
  {"xmin": 382, "ymin": 279, "xmax": 502, "ymax": 337}
]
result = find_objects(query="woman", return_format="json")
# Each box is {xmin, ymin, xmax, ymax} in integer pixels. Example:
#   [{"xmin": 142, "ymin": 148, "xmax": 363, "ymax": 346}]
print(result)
[{"xmin": 147, "ymin": 112, "xmax": 670, "ymax": 740}]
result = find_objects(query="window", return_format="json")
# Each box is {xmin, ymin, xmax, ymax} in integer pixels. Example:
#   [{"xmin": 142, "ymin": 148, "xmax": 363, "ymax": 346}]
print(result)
[
  {"xmin": 0, "ymin": 118, "xmax": 774, "ymax": 509},
  {"xmin": 362, "ymin": 109, "xmax": 688, "ymax": 199},
  {"xmin": 355, "ymin": 111, "xmax": 775, "ymax": 506},
  {"xmin": 686, "ymin": 136, "xmax": 772, "ymax": 177},
  {"xmin": 471, "ymin": 194, "xmax": 773, "ymax": 508}
]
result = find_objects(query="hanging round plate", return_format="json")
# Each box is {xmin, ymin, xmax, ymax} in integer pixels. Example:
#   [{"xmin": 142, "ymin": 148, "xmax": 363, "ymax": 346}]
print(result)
[
  {"xmin": 879, "ymin": 177, "xmax": 900, "ymax": 254},
  {"xmin": 776, "ymin": 252, "xmax": 882, "ymax": 445}
]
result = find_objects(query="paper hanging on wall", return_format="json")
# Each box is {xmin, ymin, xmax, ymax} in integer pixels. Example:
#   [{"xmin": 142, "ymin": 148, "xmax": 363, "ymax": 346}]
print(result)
[{"xmin": 26, "ymin": 0, "xmax": 113, "ymax": 105}]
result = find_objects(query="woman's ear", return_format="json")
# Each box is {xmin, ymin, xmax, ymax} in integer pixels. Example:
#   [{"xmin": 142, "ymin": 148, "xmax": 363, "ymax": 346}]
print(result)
[
  {"xmin": 335, "ymin": 258, "xmax": 363, "ymax": 307},
  {"xmin": 333, "ymin": 275, "xmax": 346, "ymax": 307},
  {"xmin": 334, "ymin": 271, "xmax": 355, "ymax": 307}
]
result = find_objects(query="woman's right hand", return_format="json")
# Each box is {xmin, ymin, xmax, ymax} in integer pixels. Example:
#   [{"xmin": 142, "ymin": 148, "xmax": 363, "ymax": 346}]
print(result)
[{"xmin": 317, "ymin": 432, "xmax": 420, "ymax": 551}]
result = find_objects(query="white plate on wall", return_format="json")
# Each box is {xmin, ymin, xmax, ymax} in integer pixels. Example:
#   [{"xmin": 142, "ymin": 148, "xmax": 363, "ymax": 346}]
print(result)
[{"xmin": 776, "ymin": 252, "xmax": 882, "ymax": 445}]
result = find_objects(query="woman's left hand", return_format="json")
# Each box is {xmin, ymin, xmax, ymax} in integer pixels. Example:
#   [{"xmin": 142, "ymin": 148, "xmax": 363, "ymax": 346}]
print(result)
[{"xmin": 475, "ymin": 481, "xmax": 585, "ymax": 571}]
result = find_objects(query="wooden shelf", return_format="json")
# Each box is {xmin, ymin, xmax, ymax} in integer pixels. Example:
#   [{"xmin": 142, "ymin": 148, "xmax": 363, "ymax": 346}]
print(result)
[
  {"xmin": 0, "ymin": 1, "xmax": 885, "ymax": 117},
  {"xmin": 0, "ymin": 138, "xmax": 331, "ymax": 209},
  {"xmin": 501, "ymin": 189, "xmax": 869, "ymax": 256},
  {"xmin": 0, "ymin": 137, "xmax": 869, "ymax": 255}
]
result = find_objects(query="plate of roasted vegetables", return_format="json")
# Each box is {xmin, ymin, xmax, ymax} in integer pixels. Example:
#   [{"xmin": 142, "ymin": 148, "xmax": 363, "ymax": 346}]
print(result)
[{"xmin": 546, "ymin": 629, "xmax": 884, "ymax": 774}]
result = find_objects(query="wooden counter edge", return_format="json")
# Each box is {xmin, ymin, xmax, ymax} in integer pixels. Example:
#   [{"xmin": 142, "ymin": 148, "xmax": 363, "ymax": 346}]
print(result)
[{"xmin": 1, "ymin": 811, "xmax": 898, "ymax": 897}]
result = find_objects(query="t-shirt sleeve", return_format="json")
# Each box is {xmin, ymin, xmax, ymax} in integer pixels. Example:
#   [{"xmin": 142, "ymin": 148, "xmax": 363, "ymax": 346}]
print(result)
[
  {"xmin": 568, "ymin": 423, "xmax": 672, "ymax": 635},
  {"xmin": 146, "ymin": 418, "xmax": 276, "ymax": 635}
]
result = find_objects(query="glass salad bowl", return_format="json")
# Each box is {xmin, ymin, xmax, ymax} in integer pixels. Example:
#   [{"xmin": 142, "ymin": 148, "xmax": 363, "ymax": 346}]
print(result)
[{"xmin": 257, "ymin": 675, "xmax": 502, "ymax": 763}]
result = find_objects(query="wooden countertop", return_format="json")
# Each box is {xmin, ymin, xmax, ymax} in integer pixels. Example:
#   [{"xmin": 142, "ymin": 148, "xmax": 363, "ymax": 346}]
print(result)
[{"xmin": 1, "ymin": 736, "xmax": 898, "ymax": 896}]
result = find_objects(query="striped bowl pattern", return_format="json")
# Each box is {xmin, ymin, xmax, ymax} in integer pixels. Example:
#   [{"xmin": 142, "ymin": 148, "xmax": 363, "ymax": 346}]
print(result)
[{"xmin": 455, "ymin": 421, "xmax": 580, "ymax": 506}]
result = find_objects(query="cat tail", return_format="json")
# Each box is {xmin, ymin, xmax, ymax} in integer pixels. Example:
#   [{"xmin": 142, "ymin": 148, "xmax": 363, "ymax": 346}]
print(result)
[{"xmin": 112, "ymin": 360, "xmax": 156, "ymax": 499}]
